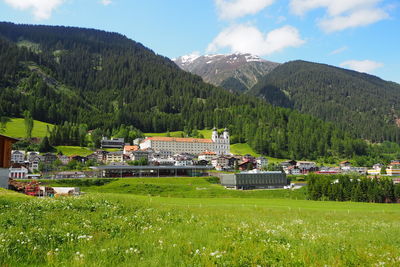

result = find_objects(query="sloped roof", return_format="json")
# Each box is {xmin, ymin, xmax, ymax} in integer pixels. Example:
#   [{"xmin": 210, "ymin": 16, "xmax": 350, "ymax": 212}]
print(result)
[{"xmin": 145, "ymin": 137, "xmax": 213, "ymax": 143}]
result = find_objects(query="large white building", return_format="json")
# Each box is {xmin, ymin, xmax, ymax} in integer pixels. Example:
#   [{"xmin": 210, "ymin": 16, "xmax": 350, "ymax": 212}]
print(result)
[{"xmin": 140, "ymin": 128, "xmax": 230, "ymax": 155}]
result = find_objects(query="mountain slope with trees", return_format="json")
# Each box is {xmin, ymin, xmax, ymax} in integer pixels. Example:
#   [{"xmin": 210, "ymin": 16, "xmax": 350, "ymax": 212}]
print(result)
[
  {"xmin": 0, "ymin": 22, "xmax": 386, "ymax": 160},
  {"xmin": 249, "ymin": 60, "xmax": 400, "ymax": 143}
]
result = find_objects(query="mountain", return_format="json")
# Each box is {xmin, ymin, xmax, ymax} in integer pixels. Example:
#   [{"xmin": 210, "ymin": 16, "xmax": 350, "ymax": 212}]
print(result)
[
  {"xmin": 173, "ymin": 53, "xmax": 279, "ymax": 92},
  {"xmin": 249, "ymin": 60, "xmax": 400, "ymax": 143},
  {"xmin": 0, "ymin": 22, "xmax": 378, "ymax": 160}
]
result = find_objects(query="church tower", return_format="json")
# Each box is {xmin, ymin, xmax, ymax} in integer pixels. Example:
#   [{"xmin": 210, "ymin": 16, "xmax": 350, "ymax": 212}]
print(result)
[{"xmin": 212, "ymin": 127, "xmax": 218, "ymax": 143}]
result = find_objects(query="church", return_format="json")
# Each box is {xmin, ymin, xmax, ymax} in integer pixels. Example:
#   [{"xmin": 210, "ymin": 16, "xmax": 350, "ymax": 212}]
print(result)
[{"xmin": 140, "ymin": 128, "xmax": 230, "ymax": 155}]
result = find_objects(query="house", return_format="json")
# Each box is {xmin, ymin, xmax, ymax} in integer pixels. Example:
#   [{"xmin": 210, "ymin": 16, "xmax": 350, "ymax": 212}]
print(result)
[
  {"xmin": 0, "ymin": 135, "xmax": 19, "ymax": 188},
  {"xmin": 88, "ymin": 150, "xmax": 109, "ymax": 164},
  {"xmin": 386, "ymin": 160, "xmax": 400, "ymax": 176},
  {"xmin": 101, "ymin": 137, "xmax": 125, "ymax": 149},
  {"xmin": 242, "ymin": 154, "xmax": 255, "ymax": 163},
  {"xmin": 42, "ymin": 153, "xmax": 58, "ymax": 165},
  {"xmin": 227, "ymin": 156, "xmax": 240, "ymax": 168},
  {"xmin": 106, "ymin": 151, "xmax": 125, "ymax": 163},
  {"xmin": 211, "ymin": 156, "xmax": 230, "ymax": 169},
  {"xmin": 280, "ymin": 160, "xmax": 297, "ymax": 168},
  {"xmin": 238, "ymin": 161, "xmax": 256, "ymax": 171},
  {"xmin": 198, "ymin": 151, "xmax": 217, "ymax": 162},
  {"xmin": 11, "ymin": 150, "xmax": 25, "ymax": 163},
  {"xmin": 28, "ymin": 155, "xmax": 41, "ymax": 172},
  {"xmin": 9, "ymin": 164, "xmax": 29, "ymax": 179},
  {"xmin": 220, "ymin": 171, "xmax": 287, "ymax": 190},
  {"xmin": 256, "ymin": 157, "xmax": 268, "ymax": 170},
  {"xmin": 340, "ymin": 161, "xmax": 351, "ymax": 167},
  {"xmin": 27, "ymin": 152, "xmax": 40, "ymax": 161},
  {"xmin": 296, "ymin": 161, "xmax": 317, "ymax": 171},
  {"xmin": 70, "ymin": 155, "xmax": 88, "ymax": 163},
  {"xmin": 130, "ymin": 150, "xmax": 150, "ymax": 162},
  {"xmin": 58, "ymin": 155, "xmax": 70, "ymax": 165},
  {"xmin": 123, "ymin": 145, "xmax": 139, "ymax": 155}
]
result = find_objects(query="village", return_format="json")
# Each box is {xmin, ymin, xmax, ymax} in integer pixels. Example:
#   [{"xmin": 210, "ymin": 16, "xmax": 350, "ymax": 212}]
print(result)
[{"xmin": 2, "ymin": 127, "xmax": 400, "ymax": 193}]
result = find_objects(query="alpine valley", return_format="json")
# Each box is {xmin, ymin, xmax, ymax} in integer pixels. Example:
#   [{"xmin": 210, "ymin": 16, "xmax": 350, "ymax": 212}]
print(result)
[{"xmin": 0, "ymin": 22, "xmax": 399, "ymax": 162}]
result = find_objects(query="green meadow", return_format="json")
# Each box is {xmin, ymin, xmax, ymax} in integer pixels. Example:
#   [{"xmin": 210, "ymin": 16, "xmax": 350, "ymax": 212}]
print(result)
[
  {"xmin": 1, "ymin": 177, "xmax": 400, "ymax": 266},
  {"xmin": 2, "ymin": 118, "xmax": 54, "ymax": 138}
]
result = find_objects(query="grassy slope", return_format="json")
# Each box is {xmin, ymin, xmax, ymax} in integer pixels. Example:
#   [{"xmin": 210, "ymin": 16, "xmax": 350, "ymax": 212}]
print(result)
[
  {"xmin": 3, "ymin": 118, "xmax": 54, "ymax": 138},
  {"xmin": 1, "ymin": 186, "xmax": 399, "ymax": 266},
  {"xmin": 55, "ymin": 146, "xmax": 94, "ymax": 156}
]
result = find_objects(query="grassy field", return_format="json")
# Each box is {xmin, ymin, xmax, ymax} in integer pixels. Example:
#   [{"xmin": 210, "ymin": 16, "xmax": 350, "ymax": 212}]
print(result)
[
  {"xmin": 1, "ymin": 178, "xmax": 399, "ymax": 266},
  {"xmin": 39, "ymin": 177, "xmax": 307, "ymax": 199},
  {"xmin": 55, "ymin": 146, "xmax": 94, "ymax": 156},
  {"xmin": 2, "ymin": 118, "xmax": 54, "ymax": 138}
]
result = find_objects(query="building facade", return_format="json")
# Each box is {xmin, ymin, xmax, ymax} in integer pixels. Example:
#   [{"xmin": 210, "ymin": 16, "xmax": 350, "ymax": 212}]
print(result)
[
  {"xmin": 140, "ymin": 128, "xmax": 230, "ymax": 155},
  {"xmin": 220, "ymin": 171, "xmax": 288, "ymax": 190}
]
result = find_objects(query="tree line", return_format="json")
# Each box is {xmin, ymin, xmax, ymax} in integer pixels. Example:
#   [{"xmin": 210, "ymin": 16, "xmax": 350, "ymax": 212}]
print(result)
[{"xmin": 307, "ymin": 174, "xmax": 400, "ymax": 203}]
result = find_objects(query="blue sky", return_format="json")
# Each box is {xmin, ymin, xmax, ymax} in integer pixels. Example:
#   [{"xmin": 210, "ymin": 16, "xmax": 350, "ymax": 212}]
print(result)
[{"xmin": 0, "ymin": 0, "xmax": 399, "ymax": 83}]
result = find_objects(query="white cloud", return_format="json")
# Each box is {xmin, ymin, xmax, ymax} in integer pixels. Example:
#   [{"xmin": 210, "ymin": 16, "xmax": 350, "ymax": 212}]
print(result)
[
  {"xmin": 290, "ymin": 0, "xmax": 388, "ymax": 32},
  {"xmin": 3, "ymin": 0, "xmax": 65, "ymax": 20},
  {"xmin": 329, "ymin": 46, "xmax": 348, "ymax": 55},
  {"xmin": 207, "ymin": 24, "xmax": 305, "ymax": 56},
  {"xmin": 215, "ymin": 0, "xmax": 275, "ymax": 20},
  {"xmin": 340, "ymin": 60, "xmax": 383, "ymax": 73},
  {"xmin": 101, "ymin": 0, "xmax": 112, "ymax": 6}
]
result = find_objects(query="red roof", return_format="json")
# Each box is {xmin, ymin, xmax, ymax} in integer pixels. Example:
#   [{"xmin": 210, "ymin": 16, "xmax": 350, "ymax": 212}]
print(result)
[
  {"xmin": 145, "ymin": 137, "xmax": 213, "ymax": 143},
  {"xmin": 124, "ymin": 145, "xmax": 139, "ymax": 152}
]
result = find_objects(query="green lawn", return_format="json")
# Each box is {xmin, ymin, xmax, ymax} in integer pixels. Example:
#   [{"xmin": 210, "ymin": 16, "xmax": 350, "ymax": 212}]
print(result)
[
  {"xmin": 1, "ymin": 179, "xmax": 399, "ymax": 266},
  {"xmin": 55, "ymin": 146, "xmax": 94, "ymax": 156},
  {"xmin": 39, "ymin": 177, "xmax": 307, "ymax": 199},
  {"xmin": 2, "ymin": 118, "xmax": 54, "ymax": 138}
]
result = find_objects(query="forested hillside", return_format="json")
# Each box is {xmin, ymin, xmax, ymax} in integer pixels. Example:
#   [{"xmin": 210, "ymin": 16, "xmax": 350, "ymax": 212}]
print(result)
[
  {"xmin": 249, "ymin": 60, "xmax": 400, "ymax": 143},
  {"xmin": 0, "ymin": 22, "xmax": 383, "ymax": 160}
]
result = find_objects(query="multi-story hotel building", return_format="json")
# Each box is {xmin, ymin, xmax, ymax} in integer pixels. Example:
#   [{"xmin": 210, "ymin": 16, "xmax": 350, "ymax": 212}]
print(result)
[{"xmin": 140, "ymin": 128, "xmax": 230, "ymax": 155}]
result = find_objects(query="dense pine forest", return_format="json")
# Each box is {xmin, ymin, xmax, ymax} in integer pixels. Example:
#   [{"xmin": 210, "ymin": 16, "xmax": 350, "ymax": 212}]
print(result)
[
  {"xmin": 0, "ymin": 22, "xmax": 396, "ymax": 161},
  {"xmin": 249, "ymin": 60, "xmax": 400, "ymax": 143}
]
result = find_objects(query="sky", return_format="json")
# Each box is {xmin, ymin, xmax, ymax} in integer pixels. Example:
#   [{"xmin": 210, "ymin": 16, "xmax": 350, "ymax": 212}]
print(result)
[{"xmin": 0, "ymin": 0, "xmax": 399, "ymax": 83}]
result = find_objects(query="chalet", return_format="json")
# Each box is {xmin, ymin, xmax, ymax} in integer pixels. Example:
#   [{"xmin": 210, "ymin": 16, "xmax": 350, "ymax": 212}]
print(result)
[
  {"xmin": 58, "ymin": 155, "xmax": 70, "ymax": 165},
  {"xmin": 296, "ymin": 161, "xmax": 317, "ymax": 171},
  {"xmin": 27, "ymin": 152, "xmax": 40, "ymax": 161},
  {"xmin": 70, "ymin": 155, "xmax": 88, "ymax": 163},
  {"xmin": 11, "ymin": 150, "xmax": 25, "ymax": 163},
  {"xmin": 0, "ymin": 134, "xmax": 19, "ymax": 188},
  {"xmin": 227, "ymin": 156, "xmax": 240, "ymax": 168},
  {"xmin": 280, "ymin": 160, "xmax": 297, "ymax": 168},
  {"xmin": 42, "ymin": 153, "xmax": 58, "ymax": 165},
  {"xmin": 28, "ymin": 155, "xmax": 41, "ymax": 172},
  {"xmin": 238, "ymin": 161, "xmax": 256, "ymax": 171}
]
